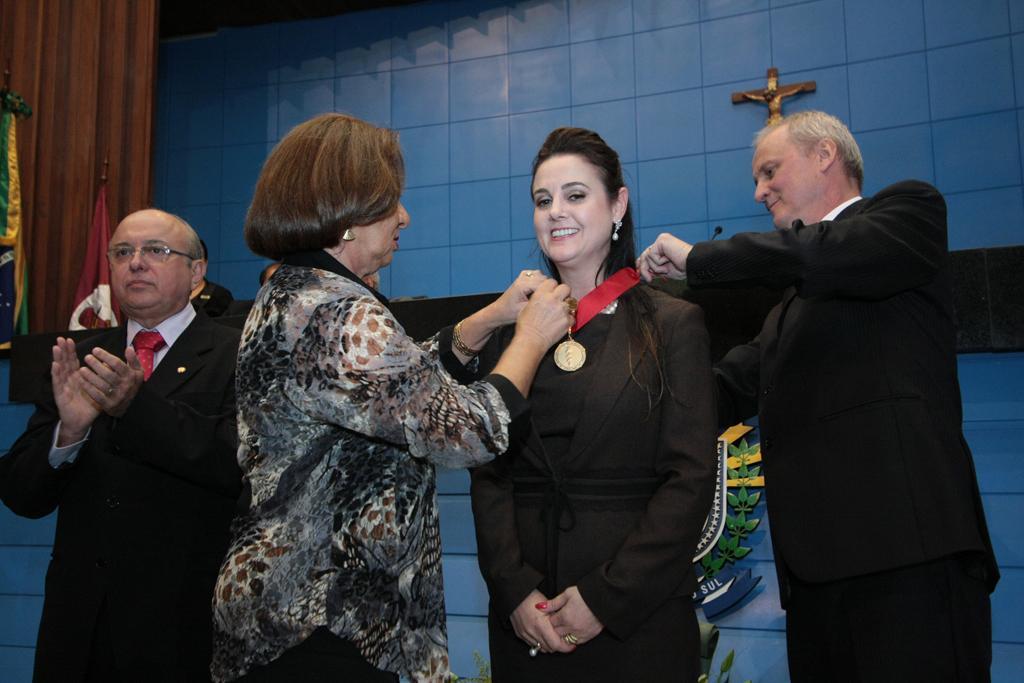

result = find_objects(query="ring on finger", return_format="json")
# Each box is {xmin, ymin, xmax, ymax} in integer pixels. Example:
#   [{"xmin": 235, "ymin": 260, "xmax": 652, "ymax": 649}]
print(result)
[
  {"xmin": 563, "ymin": 632, "xmax": 579, "ymax": 645},
  {"xmin": 105, "ymin": 385, "xmax": 114, "ymax": 396},
  {"xmin": 528, "ymin": 642, "xmax": 540, "ymax": 657}
]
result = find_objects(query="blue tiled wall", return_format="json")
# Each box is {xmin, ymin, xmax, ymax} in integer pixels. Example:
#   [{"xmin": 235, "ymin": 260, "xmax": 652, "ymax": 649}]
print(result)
[
  {"xmin": 0, "ymin": 359, "xmax": 49, "ymax": 683},
  {"xmin": 151, "ymin": 0, "xmax": 1024, "ymax": 303},
  {"xmin": 2, "ymin": 0, "xmax": 1022, "ymax": 681}
]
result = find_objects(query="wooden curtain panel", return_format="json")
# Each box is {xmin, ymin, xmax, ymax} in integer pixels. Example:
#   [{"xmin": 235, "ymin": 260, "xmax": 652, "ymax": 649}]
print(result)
[{"xmin": 0, "ymin": 0, "xmax": 157, "ymax": 333}]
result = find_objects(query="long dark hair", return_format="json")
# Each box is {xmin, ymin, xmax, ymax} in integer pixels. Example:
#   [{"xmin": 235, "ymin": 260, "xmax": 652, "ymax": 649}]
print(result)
[{"xmin": 531, "ymin": 127, "xmax": 665, "ymax": 406}]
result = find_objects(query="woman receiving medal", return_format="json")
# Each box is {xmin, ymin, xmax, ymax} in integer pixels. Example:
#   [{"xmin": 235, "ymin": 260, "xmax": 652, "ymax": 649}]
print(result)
[{"xmin": 448, "ymin": 127, "xmax": 719, "ymax": 681}]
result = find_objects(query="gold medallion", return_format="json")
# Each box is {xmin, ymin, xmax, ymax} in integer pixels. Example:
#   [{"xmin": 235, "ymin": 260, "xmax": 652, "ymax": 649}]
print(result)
[
  {"xmin": 553, "ymin": 338, "xmax": 586, "ymax": 372},
  {"xmin": 554, "ymin": 296, "xmax": 585, "ymax": 371}
]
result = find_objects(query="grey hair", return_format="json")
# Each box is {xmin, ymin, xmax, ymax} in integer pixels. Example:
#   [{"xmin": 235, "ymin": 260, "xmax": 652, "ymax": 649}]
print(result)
[{"xmin": 755, "ymin": 110, "xmax": 864, "ymax": 189}]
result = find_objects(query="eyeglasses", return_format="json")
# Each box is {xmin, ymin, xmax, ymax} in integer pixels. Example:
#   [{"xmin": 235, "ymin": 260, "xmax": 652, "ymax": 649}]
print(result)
[{"xmin": 107, "ymin": 244, "xmax": 195, "ymax": 264}]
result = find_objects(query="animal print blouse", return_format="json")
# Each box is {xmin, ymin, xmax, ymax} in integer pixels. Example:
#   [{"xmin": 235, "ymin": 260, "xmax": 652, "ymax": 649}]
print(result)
[{"xmin": 211, "ymin": 252, "xmax": 518, "ymax": 682}]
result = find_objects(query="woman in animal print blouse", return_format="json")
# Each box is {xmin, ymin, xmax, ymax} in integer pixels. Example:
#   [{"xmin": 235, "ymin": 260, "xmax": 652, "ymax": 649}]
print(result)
[{"xmin": 210, "ymin": 113, "xmax": 573, "ymax": 683}]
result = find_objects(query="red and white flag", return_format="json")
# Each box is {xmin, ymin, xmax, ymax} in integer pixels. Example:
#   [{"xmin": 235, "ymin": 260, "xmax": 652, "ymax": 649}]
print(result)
[{"xmin": 69, "ymin": 185, "xmax": 118, "ymax": 329}]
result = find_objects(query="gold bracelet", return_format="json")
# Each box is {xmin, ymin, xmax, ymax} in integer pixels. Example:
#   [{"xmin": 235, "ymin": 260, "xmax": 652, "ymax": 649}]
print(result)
[{"xmin": 452, "ymin": 320, "xmax": 481, "ymax": 357}]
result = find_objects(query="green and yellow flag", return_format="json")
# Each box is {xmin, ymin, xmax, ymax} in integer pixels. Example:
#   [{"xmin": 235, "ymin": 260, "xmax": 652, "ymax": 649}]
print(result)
[{"xmin": 0, "ymin": 89, "xmax": 32, "ymax": 348}]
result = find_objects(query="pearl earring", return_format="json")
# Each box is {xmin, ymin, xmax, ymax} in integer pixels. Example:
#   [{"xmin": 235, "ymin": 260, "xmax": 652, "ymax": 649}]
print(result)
[{"xmin": 612, "ymin": 219, "xmax": 623, "ymax": 241}]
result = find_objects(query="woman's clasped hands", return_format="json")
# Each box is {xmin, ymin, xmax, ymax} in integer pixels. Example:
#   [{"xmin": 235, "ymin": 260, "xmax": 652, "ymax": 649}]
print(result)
[{"xmin": 512, "ymin": 586, "xmax": 604, "ymax": 657}]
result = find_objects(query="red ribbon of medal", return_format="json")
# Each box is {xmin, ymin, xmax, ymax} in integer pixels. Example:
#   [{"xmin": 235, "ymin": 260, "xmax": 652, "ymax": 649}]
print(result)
[
  {"xmin": 553, "ymin": 267, "xmax": 640, "ymax": 372},
  {"xmin": 570, "ymin": 267, "xmax": 641, "ymax": 333}
]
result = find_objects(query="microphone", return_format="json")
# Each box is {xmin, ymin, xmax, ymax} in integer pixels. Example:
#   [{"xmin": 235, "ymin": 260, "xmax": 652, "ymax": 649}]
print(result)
[{"xmin": 711, "ymin": 225, "xmax": 723, "ymax": 240}]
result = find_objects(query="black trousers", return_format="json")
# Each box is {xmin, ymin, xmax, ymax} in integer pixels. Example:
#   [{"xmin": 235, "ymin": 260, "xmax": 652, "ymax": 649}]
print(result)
[
  {"xmin": 236, "ymin": 628, "xmax": 398, "ymax": 683},
  {"xmin": 785, "ymin": 553, "xmax": 992, "ymax": 683}
]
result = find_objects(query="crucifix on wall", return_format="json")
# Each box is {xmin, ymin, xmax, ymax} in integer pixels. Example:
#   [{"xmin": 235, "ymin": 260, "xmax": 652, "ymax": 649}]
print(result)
[{"xmin": 731, "ymin": 67, "xmax": 816, "ymax": 125}]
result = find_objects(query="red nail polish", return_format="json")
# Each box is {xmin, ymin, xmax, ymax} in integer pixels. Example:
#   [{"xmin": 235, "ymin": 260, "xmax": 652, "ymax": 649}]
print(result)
[{"xmin": 535, "ymin": 601, "xmax": 548, "ymax": 610}]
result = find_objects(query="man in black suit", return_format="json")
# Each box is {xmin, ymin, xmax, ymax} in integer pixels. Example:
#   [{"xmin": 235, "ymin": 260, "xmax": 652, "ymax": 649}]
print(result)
[
  {"xmin": 0, "ymin": 209, "xmax": 242, "ymax": 682},
  {"xmin": 639, "ymin": 111, "xmax": 997, "ymax": 681},
  {"xmin": 190, "ymin": 239, "xmax": 235, "ymax": 317}
]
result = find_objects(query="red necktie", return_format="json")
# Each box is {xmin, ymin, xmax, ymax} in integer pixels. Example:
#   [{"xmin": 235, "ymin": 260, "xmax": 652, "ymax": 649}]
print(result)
[{"xmin": 133, "ymin": 330, "xmax": 166, "ymax": 381}]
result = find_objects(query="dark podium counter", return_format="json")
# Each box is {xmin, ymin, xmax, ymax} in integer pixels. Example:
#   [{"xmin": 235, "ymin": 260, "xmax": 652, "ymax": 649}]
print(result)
[{"xmin": 7, "ymin": 245, "xmax": 1022, "ymax": 404}]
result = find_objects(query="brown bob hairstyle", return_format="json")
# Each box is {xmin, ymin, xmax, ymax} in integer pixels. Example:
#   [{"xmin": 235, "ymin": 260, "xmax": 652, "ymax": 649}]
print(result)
[{"xmin": 245, "ymin": 113, "xmax": 405, "ymax": 260}]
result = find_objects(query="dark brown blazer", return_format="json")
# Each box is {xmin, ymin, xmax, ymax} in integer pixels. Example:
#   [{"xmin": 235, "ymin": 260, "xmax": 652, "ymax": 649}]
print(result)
[
  {"xmin": 0, "ymin": 314, "xmax": 242, "ymax": 682},
  {"xmin": 467, "ymin": 289, "xmax": 717, "ymax": 677},
  {"xmin": 688, "ymin": 180, "xmax": 998, "ymax": 595}
]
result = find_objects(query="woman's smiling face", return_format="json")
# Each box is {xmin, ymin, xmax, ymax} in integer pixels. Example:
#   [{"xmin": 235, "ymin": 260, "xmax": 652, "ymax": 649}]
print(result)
[{"xmin": 532, "ymin": 153, "xmax": 626, "ymax": 277}]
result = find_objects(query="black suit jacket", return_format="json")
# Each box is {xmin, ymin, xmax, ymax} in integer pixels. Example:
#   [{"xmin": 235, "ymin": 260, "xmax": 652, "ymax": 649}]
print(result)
[
  {"xmin": 0, "ymin": 314, "xmax": 242, "ymax": 682},
  {"xmin": 191, "ymin": 280, "xmax": 235, "ymax": 318},
  {"xmin": 688, "ymin": 180, "xmax": 998, "ymax": 596},
  {"xmin": 469, "ymin": 290, "xmax": 717, "ymax": 648}
]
